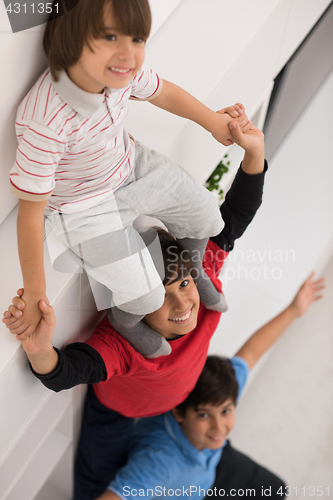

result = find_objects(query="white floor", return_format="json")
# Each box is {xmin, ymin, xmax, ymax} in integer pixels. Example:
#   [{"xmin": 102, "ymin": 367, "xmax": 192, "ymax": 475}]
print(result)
[{"xmin": 230, "ymin": 252, "xmax": 333, "ymax": 497}]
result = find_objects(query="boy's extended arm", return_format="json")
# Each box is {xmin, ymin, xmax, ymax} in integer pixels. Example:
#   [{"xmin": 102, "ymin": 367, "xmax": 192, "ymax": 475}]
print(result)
[
  {"xmin": 14, "ymin": 299, "xmax": 59, "ymax": 375},
  {"xmin": 150, "ymin": 79, "xmax": 249, "ymax": 146},
  {"xmin": 236, "ymin": 274, "xmax": 325, "ymax": 369},
  {"xmin": 211, "ymin": 121, "xmax": 266, "ymax": 252},
  {"xmin": 3, "ymin": 292, "xmax": 106, "ymax": 389},
  {"xmin": 12, "ymin": 199, "xmax": 48, "ymax": 337}
]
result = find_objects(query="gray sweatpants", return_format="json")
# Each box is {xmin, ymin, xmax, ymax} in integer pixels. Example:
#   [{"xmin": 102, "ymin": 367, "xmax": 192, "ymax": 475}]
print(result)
[{"xmin": 45, "ymin": 142, "xmax": 223, "ymax": 315}]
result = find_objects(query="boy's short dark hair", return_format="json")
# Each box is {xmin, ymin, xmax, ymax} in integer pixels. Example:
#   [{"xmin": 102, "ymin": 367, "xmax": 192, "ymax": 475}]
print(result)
[
  {"xmin": 175, "ymin": 356, "xmax": 239, "ymax": 416},
  {"xmin": 155, "ymin": 228, "xmax": 196, "ymax": 285},
  {"xmin": 44, "ymin": 0, "xmax": 152, "ymax": 80}
]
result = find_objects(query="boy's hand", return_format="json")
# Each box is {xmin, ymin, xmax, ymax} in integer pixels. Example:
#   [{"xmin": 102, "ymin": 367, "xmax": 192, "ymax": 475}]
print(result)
[
  {"xmin": 3, "ymin": 289, "xmax": 58, "ymax": 374},
  {"xmin": 3, "ymin": 288, "xmax": 26, "ymax": 328},
  {"xmin": 3, "ymin": 289, "xmax": 55, "ymax": 355},
  {"xmin": 219, "ymin": 103, "xmax": 245, "ymax": 119},
  {"xmin": 227, "ymin": 119, "xmax": 265, "ymax": 174},
  {"xmin": 226, "ymin": 118, "xmax": 264, "ymax": 156},
  {"xmin": 4, "ymin": 291, "xmax": 44, "ymax": 338},
  {"xmin": 289, "ymin": 273, "xmax": 326, "ymax": 318},
  {"xmin": 211, "ymin": 103, "xmax": 251, "ymax": 146}
]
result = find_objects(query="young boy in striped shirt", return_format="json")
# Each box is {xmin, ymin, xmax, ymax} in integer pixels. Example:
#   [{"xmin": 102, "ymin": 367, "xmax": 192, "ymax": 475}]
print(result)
[{"xmin": 9, "ymin": 0, "xmax": 250, "ymax": 358}]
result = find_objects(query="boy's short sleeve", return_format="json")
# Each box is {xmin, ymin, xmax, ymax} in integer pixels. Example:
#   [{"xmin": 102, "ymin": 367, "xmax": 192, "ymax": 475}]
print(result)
[
  {"xmin": 9, "ymin": 121, "xmax": 66, "ymax": 201},
  {"xmin": 231, "ymin": 356, "xmax": 250, "ymax": 400},
  {"xmin": 85, "ymin": 318, "xmax": 131, "ymax": 380},
  {"xmin": 130, "ymin": 64, "xmax": 163, "ymax": 101}
]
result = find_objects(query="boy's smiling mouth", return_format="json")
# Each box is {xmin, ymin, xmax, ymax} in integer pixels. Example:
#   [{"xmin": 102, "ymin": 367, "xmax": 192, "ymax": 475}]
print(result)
[
  {"xmin": 109, "ymin": 66, "xmax": 132, "ymax": 74},
  {"xmin": 169, "ymin": 306, "xmax": 193, "ymax": 323},
  {"xmin": 207, "ymin": 434, "xmax": 225, "ymax": 442}
]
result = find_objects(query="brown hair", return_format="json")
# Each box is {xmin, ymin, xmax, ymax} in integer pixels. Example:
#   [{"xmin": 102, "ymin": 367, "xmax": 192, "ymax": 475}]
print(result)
[
  {"xmin": 155, "ymin": 228, "xmax": 197, "ymax": 285},
  {"xmin": 175, "ymin": 356, "xmax": 239, "ymax": 417},
  {"xmin": 43, "ymin": 0, "xmax": 152, "ymax": 80}
]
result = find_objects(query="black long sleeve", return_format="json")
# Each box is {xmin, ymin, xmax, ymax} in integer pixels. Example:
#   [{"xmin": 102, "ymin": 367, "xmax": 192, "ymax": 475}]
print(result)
[
  {"xmin": 30, "ymin": 343, "xmax": 107, "ymax": 392},
  {"xmin": 211, "ymin": 160, "xmax": 268, "ymax": 251}
]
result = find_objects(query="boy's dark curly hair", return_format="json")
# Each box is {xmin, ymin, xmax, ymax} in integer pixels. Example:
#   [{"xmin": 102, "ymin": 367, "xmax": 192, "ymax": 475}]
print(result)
[{"xmin": 175, "ymin": 355, "xmax": 239, "ymax": 416}]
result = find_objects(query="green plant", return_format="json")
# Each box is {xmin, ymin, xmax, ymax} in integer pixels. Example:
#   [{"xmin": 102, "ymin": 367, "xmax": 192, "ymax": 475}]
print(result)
[{"xmin": 205, "ymin": 154, "xmax": 230, "ymax": 201}]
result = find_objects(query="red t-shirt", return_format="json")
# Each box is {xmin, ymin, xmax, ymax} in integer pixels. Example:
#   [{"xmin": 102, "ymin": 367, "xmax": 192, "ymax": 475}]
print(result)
[{"xmin": 86, "ymin": 240, "xmax": 228, "ymax": 418}]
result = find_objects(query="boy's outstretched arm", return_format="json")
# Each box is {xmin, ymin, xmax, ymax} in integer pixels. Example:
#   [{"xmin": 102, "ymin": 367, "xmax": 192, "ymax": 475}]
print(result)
[
  {"xmin": 2, "ymin": 288, "xmax": 107, "ymax": 392},
  {"xmin": 236, "ymin": 274, "xmax": 326, "ymax": 369},
  {"xmin": 210, "ymin": 120, "xmax": 266, "ymax": 253},
  {"xmin": 4, "ymin": 292, "xmax": 58, "ymax": 374},
  {"xmin": 3, "ymin": 289, "xmax": 106, "ymax": 388},
  {"xmin": 228, "ymin": 120, "xmax": 265, "ymax": 175},
  {"xmin": 150, "ymin": 79, "xmax": 250, "ymax": 146},
  {"xmin": 10, "ymin": 199, "xmax": 48, "ymax": 337}
]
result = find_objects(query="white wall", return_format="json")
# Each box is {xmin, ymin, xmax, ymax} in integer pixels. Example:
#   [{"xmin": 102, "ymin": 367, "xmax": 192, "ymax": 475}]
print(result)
[{"xmin": 0, "ymin": 4, "xmax": 47, "ymax": 224}]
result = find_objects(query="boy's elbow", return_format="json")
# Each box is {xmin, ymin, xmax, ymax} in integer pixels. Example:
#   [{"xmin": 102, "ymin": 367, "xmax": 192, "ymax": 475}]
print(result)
[{"xmin": 235, "ymin": 350, "xmax": 256, "ymax": 370}]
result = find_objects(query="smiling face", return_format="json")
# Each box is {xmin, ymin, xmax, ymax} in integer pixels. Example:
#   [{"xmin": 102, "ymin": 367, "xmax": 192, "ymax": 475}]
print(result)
[
  {"xmin": 173, "ymin": 399, "xmax": 236, "ymax": 451},
  {"xmin": 67, "ymin": 8, "xmax": 146, "ymax": 93},
  {"xmin": 144, "ymin": 275, "xmax": 200, "ymax": 340}
]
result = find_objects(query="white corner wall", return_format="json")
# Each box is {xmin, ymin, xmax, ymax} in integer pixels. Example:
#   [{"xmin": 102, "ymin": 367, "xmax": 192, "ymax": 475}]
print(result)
[
  {"xmin": 1, "ymin": 1, "xmax": 332, "ymax": 498},
  {"xmin": 0, "ymin": 8, "xmax": 47, "ymax": 224}
]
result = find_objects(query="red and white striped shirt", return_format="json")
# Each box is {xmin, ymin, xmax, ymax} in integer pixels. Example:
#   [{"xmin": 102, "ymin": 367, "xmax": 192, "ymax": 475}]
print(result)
[{"xmin": 10, "ymin": 65, "xmax": 162, "ymax": 213}]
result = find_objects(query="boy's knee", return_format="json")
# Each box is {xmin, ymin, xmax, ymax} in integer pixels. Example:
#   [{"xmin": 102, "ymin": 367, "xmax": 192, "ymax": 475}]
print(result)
[
  {"xmin": 199, "ymin": 190, "xmax": 224, "ymax": 236},
  {"xmin": 177, "ymin": 187, "xmax": 223, "ymax": 240},
  {"xmin": 115, "ymin": 283, "xmax": 165, "ymax": 315}
]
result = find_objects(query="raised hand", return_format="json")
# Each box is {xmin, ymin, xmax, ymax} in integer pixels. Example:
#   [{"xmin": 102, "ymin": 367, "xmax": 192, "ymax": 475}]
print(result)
[
  {"xmin": 228, "ymin": 120, "xmax": 263, "ymax": 153},
  {"xmin": 3, "ymin": 289, "xmax": 54, "ymax": 352},
  {"xmin": 289, "ymin": 273, "xmax": 326, "ymax": 318},
  {"xmin": 4, "ymin": 291, "xmax": 45, "ymax": 338},
  {"xmin": 212, "ymin": 103, "xmax": 251, "ymax": 146},
  {"xmin": 3, "ymin": 289, "xmax": 58, "ymax": 373}
]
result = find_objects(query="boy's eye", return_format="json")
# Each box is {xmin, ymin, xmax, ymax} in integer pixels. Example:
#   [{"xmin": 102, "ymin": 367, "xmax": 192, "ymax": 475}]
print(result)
[
  {"xmin": 222, "ymin": 409, "xmax": 231, "ymax": 415},
  {"xmin": 104, "ymin": 34, "xmax": 117, "ymax": 41},
  {"xmin": 180, "ymin": 279, "xmax": 189, "ymax": 289},
  {"xmin": 133, "ymin": 37, "xmax": 145, "ymax": 44},
  {"xmin": 197, "ymin": 413, "xmax": 208, "ymax": 419}
]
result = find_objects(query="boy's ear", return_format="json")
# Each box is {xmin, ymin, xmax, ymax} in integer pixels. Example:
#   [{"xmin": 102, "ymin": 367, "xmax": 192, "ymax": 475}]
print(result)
[{"xmin": 172, "ymin": 407, "xmax": 184, "ymax": 424}]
